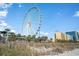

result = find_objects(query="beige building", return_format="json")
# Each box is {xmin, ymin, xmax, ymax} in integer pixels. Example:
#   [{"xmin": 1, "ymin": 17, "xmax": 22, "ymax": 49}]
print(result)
[
  {"xmin": 55, "ymin": 32, "xmax": 65, "ymax": 40},
  {"xmin": 55, "ymin": 32, "xmax": 73, "ymax": 41}
]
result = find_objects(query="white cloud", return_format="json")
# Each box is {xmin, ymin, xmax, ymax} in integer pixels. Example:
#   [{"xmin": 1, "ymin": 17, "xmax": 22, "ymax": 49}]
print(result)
[
  {"xmin": 10, "ymin": 29, "xmax": 16, "ymax": 33},
  {"xmin": 74, "ymin": 11, "xmax": 79, "ymax": 17},
  {"xmin": 0, "ymin": 3, "xmax": 13, "ymax": 18},
  {"xmin": 0, "ymin": 20, "xmax": 8, "ymax": 31},
  {"xmin": 40, "ymin": 31, "xmax": 49, "ymax": 36},
  {"xmin": 0, "ymin": 10, "xmax": 8, "ymax": 17},
  {"xmin": 0, "ymin": 18, "xmax": 14, "ymax": 29},
  {"xmin": 44, "ymin": 32, "xmax": 49, "ymax": 36},
  {"xmin": 0, "ymin": 4, "xmax": 15, "ymax": 33},
  {"xmin": 0, "ymin": 20, "xmax": 16, "ymax": 33},
  {"xmin": 0, "ymin": 20, "xmax": 8, "ymax": 26},
  {"xmin": 0, "ymin": 3, "xmax": 12, "ymax": 9}
]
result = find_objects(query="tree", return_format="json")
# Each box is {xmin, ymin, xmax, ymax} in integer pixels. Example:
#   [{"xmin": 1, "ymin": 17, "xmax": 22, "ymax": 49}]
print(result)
[
  {"xmin": 26, "ymin": 35, "xmax": 32, "ymax": 42},
  {"xmin": 36, "ymin": 36, "xmax": 48, "ymax": 42},
  {"xmin": 16, "ymin": 34, "xmax": 22, "ymax": 40},
  {"xmin": 0, "ymin": 35, "xmax": 3, "ymax": 41},
  {"xmin": 31, "ymin": 35, "xmax": 36, "ymax": 41},
  {"xmin": 41, "ymin": 36, "xmax": 48, "ymax": 41},
  {"xmin": 8, "ymin": 32, "xmax": 16, "ymax": 41},
  {"xmin": 50, "ymin": 38, "xmax": 53, "ymax": 41}
]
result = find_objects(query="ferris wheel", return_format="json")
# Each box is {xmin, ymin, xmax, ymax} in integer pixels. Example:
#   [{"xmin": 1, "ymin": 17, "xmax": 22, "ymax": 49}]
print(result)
[{"xmin": 22, "ymin": 7, "xmax": 42, "ymax": 37}]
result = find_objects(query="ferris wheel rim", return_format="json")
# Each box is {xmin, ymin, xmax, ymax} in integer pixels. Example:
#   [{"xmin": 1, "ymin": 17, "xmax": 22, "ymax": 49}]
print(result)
[{"xmin": 22, "ymin": 7, "xmax": 42, "ymax": 36}]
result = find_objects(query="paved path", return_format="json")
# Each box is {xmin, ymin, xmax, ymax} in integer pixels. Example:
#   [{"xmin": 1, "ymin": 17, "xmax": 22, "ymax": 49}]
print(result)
[{"xmin": 56, "ymin": 49, "xmax": 79, "ymax": 56}]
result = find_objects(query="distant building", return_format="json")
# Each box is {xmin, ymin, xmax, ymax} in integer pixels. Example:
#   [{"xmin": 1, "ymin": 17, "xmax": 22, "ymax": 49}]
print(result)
[
  {"xmin": 64, "ymin": 34, "xmax": 68, "ymax": 40},
  {"xmin": 77, "ymin": 32, "xmax": 79, "ymax": 40},
  {"xmin": 55, "ymin": 32, "xmax": 65, "ymax": 41},
  {"xmin": 66, "ymin": 31, "xmax": 79, "ymax": 41},
  {"xmin": 65, "ymin": 34, "xmax": 73, "ymax": 40}
]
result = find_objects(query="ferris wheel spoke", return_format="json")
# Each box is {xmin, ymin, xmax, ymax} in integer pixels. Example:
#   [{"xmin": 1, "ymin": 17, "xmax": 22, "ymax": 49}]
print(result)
[{"xmin": 22, "ymin": 7, "xmax": 42, "ymax": 37}]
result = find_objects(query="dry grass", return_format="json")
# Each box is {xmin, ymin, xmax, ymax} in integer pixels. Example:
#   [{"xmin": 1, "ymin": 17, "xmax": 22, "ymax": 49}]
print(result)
[{"xmin": 0, "ymin": 41, "xmax": 79, "ymax": 56}]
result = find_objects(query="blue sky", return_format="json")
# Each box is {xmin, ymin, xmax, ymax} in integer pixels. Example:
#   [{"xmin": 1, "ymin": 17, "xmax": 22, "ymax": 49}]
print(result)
[{"xmin": 0, "ymin": 3, "xmax": 79, "ymax": 38}]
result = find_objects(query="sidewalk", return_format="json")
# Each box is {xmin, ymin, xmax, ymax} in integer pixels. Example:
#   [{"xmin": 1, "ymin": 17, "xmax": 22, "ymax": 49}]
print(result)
[{"xmin": 56, "ymin": 48, "xmax": 79, "ymax": 56}]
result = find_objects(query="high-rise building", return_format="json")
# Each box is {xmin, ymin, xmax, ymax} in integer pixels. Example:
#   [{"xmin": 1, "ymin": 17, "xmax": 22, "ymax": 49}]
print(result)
[
  {"xmin": 66, "ymin": 31, "xmax": 79, "ymax": 41},
  {"xmin": 77, "ymin": 32, "xmax": 79, "ymax": 41},
  {"xmin": 55, "ymin": 32, "xmax": 65, "ymax": 40}
]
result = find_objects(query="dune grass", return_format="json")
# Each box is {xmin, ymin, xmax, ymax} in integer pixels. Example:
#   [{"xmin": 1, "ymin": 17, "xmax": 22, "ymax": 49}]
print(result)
[{"xmin": 0, "ymin": 41, "xmax": 79, "ymax": 56}]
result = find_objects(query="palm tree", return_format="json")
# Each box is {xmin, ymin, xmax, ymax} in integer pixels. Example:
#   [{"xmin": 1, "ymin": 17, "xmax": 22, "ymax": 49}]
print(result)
[{"xmin": 5, "ymin": 28, "xmax": 10, "ymax": 42}]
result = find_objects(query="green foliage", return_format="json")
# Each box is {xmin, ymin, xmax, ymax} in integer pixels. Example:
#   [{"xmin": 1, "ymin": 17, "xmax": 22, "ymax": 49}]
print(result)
[
  {"xmin": 26, "ymin": 35, "xmax": 33, "ymax": 42},
  {"xmin": 8, "ymin": 32, "xmax": 16, "ymax": 41},
  {"xmin": 36, "ymin": 36, "xmax": 48, "ymax": 42},
  {"xmin": 8, "ymin": 33, "xmax": 27, "ymax": 41},
  {"xmin": 16, "ymin": 34, "xmax": 22, "ymax": 40},
  {"xmin": 0, "ymin": 35, "xmax": 2, "ymax": 40}
]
